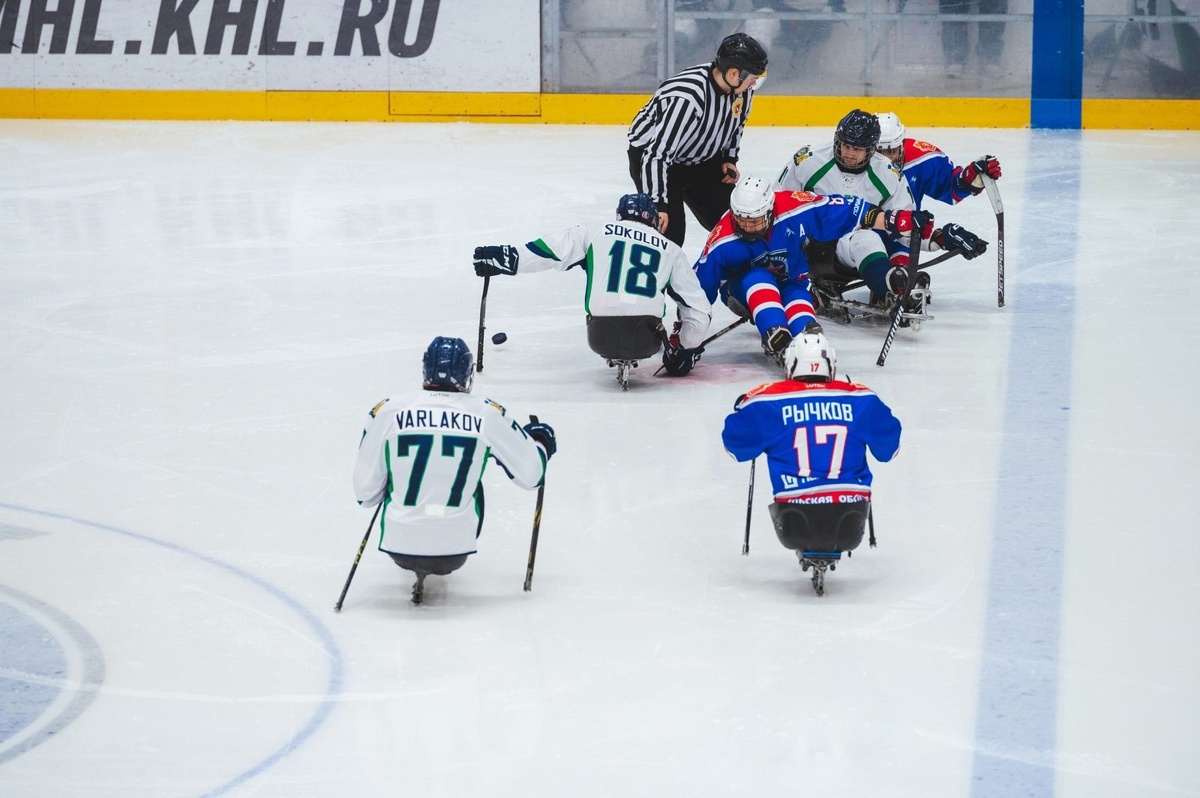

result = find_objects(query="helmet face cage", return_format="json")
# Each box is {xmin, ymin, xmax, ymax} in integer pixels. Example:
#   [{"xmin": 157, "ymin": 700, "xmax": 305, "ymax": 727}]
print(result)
[
  {"xmin": 833, "ymin": 109, "xmax": 881, "ymax": 174},
  {"xmin": 729, "ymin": 176, "xmax": 774, "ymax": 242},
  {"xmin": 715, "ymin": 33, "xmax": 768, "ymax": 77},
  {"xmin": 422, "ymin": 336, "xmax": 474, "ymax": 393},
  {"xmin": 617, "ymin": 193, "xmax": 660, "ymax": 230}
]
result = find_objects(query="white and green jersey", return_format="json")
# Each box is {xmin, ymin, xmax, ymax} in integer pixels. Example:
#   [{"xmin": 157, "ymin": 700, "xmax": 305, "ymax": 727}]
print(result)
[
  {"xmin": 520, "ymin": 219, "xmax": 712, "ymax": 349},
  {"xmin": 776, "ymin": 141, "xmax": 914, "ymax": 212},
  {"xmin": 353, "ymin": 390, "xmax": 547, "ymax": 557}
]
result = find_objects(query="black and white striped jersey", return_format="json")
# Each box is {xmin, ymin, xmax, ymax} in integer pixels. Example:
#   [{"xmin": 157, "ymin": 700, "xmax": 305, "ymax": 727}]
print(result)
[{"xmin": 627, "ymin": 64, "xmax": 756, "ymax": 207}]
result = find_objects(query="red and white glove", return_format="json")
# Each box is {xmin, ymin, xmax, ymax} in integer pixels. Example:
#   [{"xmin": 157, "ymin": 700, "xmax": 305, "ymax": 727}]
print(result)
[
  {"xmin": 958, "ymin": 155, "xmax": 1002, "ymax": 194},
  {"xmin": 883, "ymin": 209, "xmax": 935, "ymax": 240}
]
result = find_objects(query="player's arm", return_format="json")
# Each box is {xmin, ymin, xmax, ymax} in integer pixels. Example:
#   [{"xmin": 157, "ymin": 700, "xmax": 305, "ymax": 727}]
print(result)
[
  {"xmin": 483, "ymin": 401, "xmax": 554, "ymax": 490},
  {"xmin": 862, "ymin": 396, "xmax": 903, "ymax": 463},
  {"xmin": 352, "ymin": 400, "xmax": 391, "ymax": 506},
  {"xmin": 473, "ymin": 224, "xmax": 591, "ymax": 278},
  {"xmin": 666, "ymin": 249, "xmax": 713, "ymax": 350},
  {"xmin": 721, "ymin": 401, "xmax": 768, "ymax": 463}
]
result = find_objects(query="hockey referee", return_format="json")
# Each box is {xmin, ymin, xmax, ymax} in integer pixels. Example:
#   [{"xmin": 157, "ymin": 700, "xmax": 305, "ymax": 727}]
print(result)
[{"xmin": 627, "ymin": 33, "xmax": 768, "ymax": 248}]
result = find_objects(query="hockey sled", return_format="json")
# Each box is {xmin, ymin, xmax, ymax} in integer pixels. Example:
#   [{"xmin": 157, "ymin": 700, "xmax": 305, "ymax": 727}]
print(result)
[
  {"xmin": 805, "ymin": 242, "xmax": 942, "ymax": 333},
  {"xmin": 768, "ymin": 501, "xmax": 871, "ymax": 597},
  {"xmin": 586, "ymin": 315, "xmax": 665, "ymax": 391}
]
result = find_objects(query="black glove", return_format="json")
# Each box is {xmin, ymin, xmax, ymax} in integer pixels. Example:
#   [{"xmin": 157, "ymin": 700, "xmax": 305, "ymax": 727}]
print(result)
[
  {"xmin": 662, "ymin": 336, "xmax": 704, "ymax": 377},
  {"xmin": 933, "ymin": 223, "xmax": 988, "ymax": 260},
  {"xmin": 473, "ymin": 245, "xmax": 519, "ymax": 277},
  {"xmin": 523, "ymin": 421, "xmax": 556, "ymax": 459},
  {"xmin": 882, "ymin": 209, "xmax": 935, "ymax": 240}
]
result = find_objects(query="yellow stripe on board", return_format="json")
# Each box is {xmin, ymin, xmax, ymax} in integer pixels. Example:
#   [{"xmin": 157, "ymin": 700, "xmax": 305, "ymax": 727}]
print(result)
[{"xmin": 0, "ymin": 89, "xmax": 1197, "ymax": 130}]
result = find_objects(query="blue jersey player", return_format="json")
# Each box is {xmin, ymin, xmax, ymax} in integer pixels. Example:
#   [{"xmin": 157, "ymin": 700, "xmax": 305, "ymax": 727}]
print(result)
[
  {"xmin": 875, "ymin": 111, "xmax": 1002, "ymax": 212},
  {"xmin": 694, "ymin": 175, "xmax": 934, "ymax": 366},
  {"xmin": 721, "ymin": 329, "xmax": 901, "ymax": 563}
]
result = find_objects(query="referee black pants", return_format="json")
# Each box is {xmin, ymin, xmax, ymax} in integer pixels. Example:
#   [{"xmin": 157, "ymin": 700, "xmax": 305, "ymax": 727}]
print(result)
[{"xmin": 628, "ymin": 147, "xmax": 734, "ymax": 248}]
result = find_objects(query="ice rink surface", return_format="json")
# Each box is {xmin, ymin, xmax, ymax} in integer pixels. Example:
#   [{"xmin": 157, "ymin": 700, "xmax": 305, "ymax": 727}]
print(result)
[{"xmin": 0, "ymin": 119, "xmax": 1197, "ymax": 797}]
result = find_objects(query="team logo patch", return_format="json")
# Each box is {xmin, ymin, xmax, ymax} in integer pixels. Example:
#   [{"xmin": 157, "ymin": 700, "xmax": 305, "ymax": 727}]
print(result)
[
  {"xmin": 732, "ymin": 96, "xmax": 744, "ymax": 117},
  {"xmin": 788, "ymin": 190, "xmax": 819, "ymax": 204},
  {"xmin": 912, "ymin": 139, "xmax": 939, "ymax": 154},
  {"xmin": 484, "ymin": 398, "xmax": 507, "ymax": 415},
  {"xmin": 369, "ymin": 399, "xmax": 388, "ymax": 418},
  {"xmin": 792, "ymin": 146, "xmax": 812, "ymax": 165}
]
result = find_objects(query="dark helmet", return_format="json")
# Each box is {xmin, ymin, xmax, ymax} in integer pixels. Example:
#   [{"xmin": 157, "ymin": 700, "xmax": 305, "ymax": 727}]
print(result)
[
  {"xmin": 422, "ymin": 336, "xmax": 474, "ymax": 393},
  {"xmin": 715, "ymin": 33, "xmax": 768, "ymax": 76},
  {"xmin": 616, "ymin": 193, "xmax": 660, "ymax": 230},
  {"xmin": 833, "ymin": 109, "xmax": 881, "ymax": 174}
]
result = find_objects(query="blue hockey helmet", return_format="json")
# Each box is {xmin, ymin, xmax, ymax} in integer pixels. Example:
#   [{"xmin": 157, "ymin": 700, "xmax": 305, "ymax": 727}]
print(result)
[
  {"xmin": 617, "ymin": 193, "xmax": 660, "ymax": 230},
  {"xmin": 422, "ymin": 336, "xmax": 474, "ymax": 393}
]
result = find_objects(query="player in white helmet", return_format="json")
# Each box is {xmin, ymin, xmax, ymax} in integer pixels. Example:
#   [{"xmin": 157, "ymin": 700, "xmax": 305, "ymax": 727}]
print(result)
[
  {"xmin": 695, "ymin": 173, "xmax": 938, "ymax": 369},
  {"xmin": 874, "ymin": 110, "xmax": 1003, "ymax": 211},
  {"xmin": 722, "ymin": 331, "xmax": 901, "ymax": 591}
]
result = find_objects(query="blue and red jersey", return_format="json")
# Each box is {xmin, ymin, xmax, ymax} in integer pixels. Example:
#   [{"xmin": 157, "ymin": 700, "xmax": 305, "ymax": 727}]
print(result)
[
  {"xmin": 722, "ymin": 378, "xmax": 901, "ymax": 503},
  {"xmin": 900, "ymin": 138, "xmax": 977, "ymax": 209},
  {"xmin": 694, "ymin": 191, "xmax": 873, "ymax": 303}
]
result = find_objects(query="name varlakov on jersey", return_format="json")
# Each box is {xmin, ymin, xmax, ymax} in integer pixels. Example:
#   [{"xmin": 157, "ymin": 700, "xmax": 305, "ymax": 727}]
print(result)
[
  {"xmin": 395, "ymin": 408, "xmax": 483, "ymax": 433},
  {"xmin": 605, "ymin": 223, "xmax": 669, "ymax": 251}
]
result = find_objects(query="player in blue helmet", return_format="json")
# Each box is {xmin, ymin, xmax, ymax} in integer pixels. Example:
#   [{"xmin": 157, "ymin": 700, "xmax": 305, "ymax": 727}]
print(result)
[
  {"xmin": 616, "ymin": 192, "xmax": 660, "ymax": 231},
  {"xmin": 422, "ymin": 335, "xmax": 475, "ymax": 393},
  {"xmin": 471, "ymin": 194, "xmax": 712, "ymax": 385},
  {"xmin": 353, "ymin": 336, "xmax": 556, "ymax": 604}
]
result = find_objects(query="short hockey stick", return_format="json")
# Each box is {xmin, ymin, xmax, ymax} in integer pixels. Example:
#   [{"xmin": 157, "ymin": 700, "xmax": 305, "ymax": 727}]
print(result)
[
  {"xmin": 702, "ymin": 315, "xmax": 749, "ymax": 348},
  {"xmin": 742, "ymin": 459, "xmax": 755, "ymax": 556},
  {"xmin": 334, "ymin": 501, "xmax": 383, "ymax": 612},
  {"xmin": 523, "ymin": 414, "xmax": 547, "ymax": 592},
  {"xmin": 981, "ymin": 175, "xmax": 1004, "ymax": 308},
  {"xmin": 476, "ymin": 274, "xmax": 490, "ymax": 372},
  {"xmin": 876, "ymin": 226, "xmax": 923, "ymax": 367}
]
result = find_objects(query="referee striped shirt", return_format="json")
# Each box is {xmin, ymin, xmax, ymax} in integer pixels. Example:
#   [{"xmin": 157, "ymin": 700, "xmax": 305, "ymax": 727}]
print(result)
[{"xmin": 628, "ymin": 63, "xmax": 757, "ymax": 208}]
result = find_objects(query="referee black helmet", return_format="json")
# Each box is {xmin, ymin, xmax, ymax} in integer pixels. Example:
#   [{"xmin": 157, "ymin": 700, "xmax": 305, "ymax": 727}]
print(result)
[{"xmin": 715, "ymin": 33, "xmax": 768, "ymax": 76}]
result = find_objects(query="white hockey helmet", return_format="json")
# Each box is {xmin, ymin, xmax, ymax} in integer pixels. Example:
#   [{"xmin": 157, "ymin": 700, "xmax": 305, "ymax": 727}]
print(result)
[
  {"xmin": 876, "ymin": 112, "xmax": 906, "ymax": 150},
  {"xmin": 729, "ymin": 175, "xmax": 774, "ymax": 242},
  {"xmin": 784, "ymin": 330, "xmax": 837, "ymax": 382},
  {"xmin": 875, "ymin": 111, "xmax": 906, "ymax": 167}
]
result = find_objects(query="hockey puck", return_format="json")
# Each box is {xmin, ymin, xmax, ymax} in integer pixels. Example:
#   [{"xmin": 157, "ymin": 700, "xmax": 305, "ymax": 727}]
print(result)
[{"xmin": 491, "ymin": 332, "xmax": 507, "ymax": 345}]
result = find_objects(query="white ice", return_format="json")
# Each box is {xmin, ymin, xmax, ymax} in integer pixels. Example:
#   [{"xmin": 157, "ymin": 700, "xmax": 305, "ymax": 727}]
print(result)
[{"xmin": 0, "ymin": 119, "xmax": 1197, "ymax": 798}]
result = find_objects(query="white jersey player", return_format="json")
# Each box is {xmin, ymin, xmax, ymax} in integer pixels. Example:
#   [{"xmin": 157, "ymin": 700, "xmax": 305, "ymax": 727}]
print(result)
[
  {"xmin": 353, "ymin": 336, "xmax": 555, "ymax": 604},
  {"xmin": 473, "ymin": 193, "xmax": 713, "ymax": 354},
  {"xmin": 775, "ymin": 108, "xmax": 921, "ymax": 306}
]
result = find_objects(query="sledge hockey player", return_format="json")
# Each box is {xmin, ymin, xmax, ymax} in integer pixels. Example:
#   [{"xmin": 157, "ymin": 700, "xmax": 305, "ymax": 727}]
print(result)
[
  {"xmin": 353, "ymin": 336, "xmax": 556, "ymax": 605},
  {"xmin": 775, "ymin": 109, "xmax": 987, "ymax": 317},
  {"xmin": 721, "ymin": 329, "xmax": 901, "ymax": 590},
  {"xmin": 473, "ymin": 193, "xmax": 713, "ymax": 380},
  {"xmin": 874, "ymin": 111, "xmax": 1003, "ymax": 212},
  {"xmin": 692, "ymin": 174, "xmax": 937, "ymax": 367}
]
